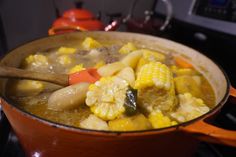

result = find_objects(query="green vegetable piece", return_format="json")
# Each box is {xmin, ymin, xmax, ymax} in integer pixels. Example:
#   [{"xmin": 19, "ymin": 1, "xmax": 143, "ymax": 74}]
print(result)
[{"xmin": 124, "ymin": 87, "xmax": 137, "ymax": 115}]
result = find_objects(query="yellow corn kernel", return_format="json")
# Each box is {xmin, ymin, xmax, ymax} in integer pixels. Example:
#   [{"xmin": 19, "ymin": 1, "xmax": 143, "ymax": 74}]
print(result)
[
  {"xmin": 94, "ymin": 61, "xmax": 105, "ymax": 68},
  {"xmin": 82, "ymin": 37, "xmax": 102, "ymax": 50},
  {"xmin": 170, "ymin": 93, "xmax": 210, "ymax": 122},
  {"xmin": 135, "ymin": 58, "xmax": 149, "ymax": 74},
  {"xmin": 134, "ymin": 62, "xmax": 172, "ymax": 90},
  {"xmin": 57, "ymin": 47, "xmax": 76, "ymax": 55},
  {"xmin": 57, "ymin": 55, "xmax": 72, "ymax": 65},
  {"xmin": 148, "ymin": 110, "xmax": 177, "ymax": 129},
  {"xmin": 108, "ymin": 114, "xmax": 152, "ymax": 131},
  {"xmin": 86, "ymin": 77, "xmax": 129, "ymax": 120},
  {"xmin": 25, "ymin": 54, "xmax": 48, "ymax": 66},
  {"xmin": 119, "ymin": 42, "xmax": 137, "ymax": 54},
  {"xmin": 68, "ymin": 64, "xmax": 85, "ymax": 74},
  {"xmin": 142, "ymin": 49, "xmax": 166, "ymax": 62}
]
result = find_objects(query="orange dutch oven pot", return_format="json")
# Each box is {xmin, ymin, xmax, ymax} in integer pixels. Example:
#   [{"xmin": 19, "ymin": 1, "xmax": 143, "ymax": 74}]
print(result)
[{"xmin": 0, "ymin": 32, "xmax": 236, "ymax": 157}]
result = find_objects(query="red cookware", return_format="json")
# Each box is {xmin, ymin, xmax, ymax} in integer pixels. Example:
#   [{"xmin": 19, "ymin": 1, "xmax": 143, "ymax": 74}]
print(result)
[{"xmin": 0, "ymin": 32, "xmax": 236, "ymax": 157}]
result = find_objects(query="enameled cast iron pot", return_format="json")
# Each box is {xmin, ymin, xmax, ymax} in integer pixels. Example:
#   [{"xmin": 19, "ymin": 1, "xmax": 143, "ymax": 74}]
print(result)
[{"xmin": 0, "ymin": 32, "xmax": 236, "ymax": 157}]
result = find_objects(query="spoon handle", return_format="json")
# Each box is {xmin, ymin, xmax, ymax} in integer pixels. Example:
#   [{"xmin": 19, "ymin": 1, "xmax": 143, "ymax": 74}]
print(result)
[{"xmin": 0, "ymin": 66, "xmax": 68, "ymax": 86}]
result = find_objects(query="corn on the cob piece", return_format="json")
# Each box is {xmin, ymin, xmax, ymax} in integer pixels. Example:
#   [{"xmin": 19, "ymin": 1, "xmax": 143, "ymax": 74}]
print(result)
[
  {"xmin": 108, "ymin": 114, "xmax": 152, "ymax": 131},
  {"xmin": 148, "ymin": 110, "xmax": 177, "ymax": 129},
  {"xmin": 57, "ymin": 55, "xmax": 72, "ymax": 65},
  {"xmin": 119, "ymin": 42, "xmax": 137, "ymax": 54},
  {"xmin": 80, "ymin": 114, "xmax": 109, "ymax": 130},
  {"xmin": 68, "ymin": 64, "xmax": 85, "ymax": 74},
  {"xmin": 57, "ymin": 47, "xmax": 76, "ymax": 55},
  {"xmin": 135, "ymin": 62, "xmax": 176, "ymax": 112},
  {"xmin": 24, "ymin": 54, "xmax": 49, "ymax": 67},
  {"xmin": 134, "ymin": 62, "xmax": 172, "ymax": 90},
  {"xmin": 142, "ymin": 49, "xmax": 166, "ymax": 62},
  {"xmin": 170, "ymin": 93, "xmax": 210, "ymax": 122},
  {"xmin": 135, "ymin": 49, "xmax": 166, "ymax": 74},
  {"xmin": 82, "ymin": 37, "xmax": 102, "ymax": 50},
  {"xmin": 86, "ymin": 77, "xmax": 129, "ymax": 120}
]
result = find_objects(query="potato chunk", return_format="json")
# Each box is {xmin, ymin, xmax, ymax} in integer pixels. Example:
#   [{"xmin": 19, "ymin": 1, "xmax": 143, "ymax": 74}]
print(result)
[
  {"xmin": 108, "ymin": 114, "xmax": 152, "ymax": 131},
  {"xmin": 10, "ymin": 80, "xmax": 44, "ymax": 96},
  {"xmin": 82, "ymin": 37, "xmax": 102, "ymax": 50},
  {"xmin": 174, "ymin": 75, "xmax": 202, "ymax": 98},
  {"xmin": 148, "ymin": 110, "xmax": 177, "ymax": 129},
  {"xmin": 119, "ymin": 42, "xmax": 137, "ymax": 54},
  {"xmin": 80, "ymin": 114, "xmax": 109, "ymax": 130}
]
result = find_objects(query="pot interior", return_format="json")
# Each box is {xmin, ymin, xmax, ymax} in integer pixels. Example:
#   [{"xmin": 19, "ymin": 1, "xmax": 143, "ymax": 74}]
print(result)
[{"xmin": 0, "ymin": 31, "xmax": 229, "ymax": 112}]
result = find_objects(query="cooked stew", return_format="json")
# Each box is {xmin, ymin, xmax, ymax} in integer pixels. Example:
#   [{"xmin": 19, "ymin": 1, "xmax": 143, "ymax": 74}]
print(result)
[{"xmin": 6, "ymin": 37, "xmax": 215, "ymax": 131}]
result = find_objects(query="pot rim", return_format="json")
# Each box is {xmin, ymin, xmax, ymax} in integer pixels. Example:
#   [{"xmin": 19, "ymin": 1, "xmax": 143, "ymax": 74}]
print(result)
[{"xmin": 0, "ymin": 31, "xmax": 231, "ymax": 136}]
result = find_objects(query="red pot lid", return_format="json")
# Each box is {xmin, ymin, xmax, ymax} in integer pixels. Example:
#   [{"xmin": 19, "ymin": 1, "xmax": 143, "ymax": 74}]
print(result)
[
  {"xmin": 52, "ymin": 17, "xmax": 104, "ymax": 31},
  {"xmin": 63, "ymin": 9, "xmax": 95, "ymax": 20}
]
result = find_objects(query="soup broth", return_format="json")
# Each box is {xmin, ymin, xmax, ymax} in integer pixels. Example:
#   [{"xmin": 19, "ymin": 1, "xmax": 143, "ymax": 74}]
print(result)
[{"xmin": 6, "ymin": 37, "xmax": 215, "ymax": 131}]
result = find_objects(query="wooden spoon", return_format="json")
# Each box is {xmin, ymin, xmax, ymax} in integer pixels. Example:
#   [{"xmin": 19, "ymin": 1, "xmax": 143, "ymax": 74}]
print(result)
[{"xmin": 0, "ymin": 66, "xmax": 100, "ymax": 86}]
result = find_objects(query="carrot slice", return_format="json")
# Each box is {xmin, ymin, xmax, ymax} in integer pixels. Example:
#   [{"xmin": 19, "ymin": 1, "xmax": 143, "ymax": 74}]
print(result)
[
  {"xmin": 174, "ymin": 56, "xmax": 193, "ymax": 69},
  {"xmin": 69, "ymin": 68, "xmax": 101, "ymax": 85}
]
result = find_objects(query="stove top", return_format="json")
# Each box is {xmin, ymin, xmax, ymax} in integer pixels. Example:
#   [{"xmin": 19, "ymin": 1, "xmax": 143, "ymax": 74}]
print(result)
[{"xmin": 0, "ymin": 102, "xmax": 235, "ymax": 157}]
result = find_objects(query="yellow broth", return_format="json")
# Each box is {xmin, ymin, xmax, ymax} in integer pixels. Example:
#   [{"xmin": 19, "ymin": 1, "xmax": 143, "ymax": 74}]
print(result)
[{"xmin": 6, "ymin": 38, "xmax": 215, "ymax": 131}]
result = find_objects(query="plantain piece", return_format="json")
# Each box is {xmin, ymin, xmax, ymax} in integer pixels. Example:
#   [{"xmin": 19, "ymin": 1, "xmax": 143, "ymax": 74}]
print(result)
[
  {"xmin": 108, "ymin": 114, "xmax": 152, "ymax": 131},
  {"xmin": 124, "ymin": 87, "xmax": 137, "ymax": 116},
  {"xmin": 86, "ymin": 77, "xmax": 129, "ymax": 120},
  {"xmin": 80, "ymin": 114, "xmax": 109, "ymax": 130},
  {"xmin": 119, "ymin": 42, "xmax": 137, "ymax": 54},
  {"xmin": 121, "ymin": 50, "xmax": 143, "ymax": 69},
  {"xmin": 148, "ymin": 110, "xmax": 177, "ymax": 129},
  {"xmin": 170, "ymin": 93, "xmax": 210, "ymax": 122},
  {"xmin": 174, "ymin": 75, "xmax": 202, "ymax": 98},
  {"xmin": 116, "ymin": 67, "xmax": 135, "ymax": 87},
  {"xmin": 97, "ymin": 62, "xmax": 126, "ymax": 77},
  {"xmin": 48, "ymin": 83, "xmax": 90, "ymax": 111},
  {"xmin": 135, "ymin": 62, "xmax": 176, "ymax": 112}
]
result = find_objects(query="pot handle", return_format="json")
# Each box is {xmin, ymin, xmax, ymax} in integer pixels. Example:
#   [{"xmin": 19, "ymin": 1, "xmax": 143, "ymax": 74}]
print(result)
[
  {"xmin": 48, "ymin": 26, "xmax": 87, "ymax": 36},
  {"xmin": 180, "ymin": 86, "xmax": 236, "ymax": 147},
  {"xmin": 230, "ymin": 86, "xmax": 236, "ymax": 103},
  {"xmin": 180, "ymin": 119, "xmax": 236, "ymax": 147}
]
